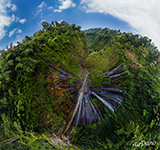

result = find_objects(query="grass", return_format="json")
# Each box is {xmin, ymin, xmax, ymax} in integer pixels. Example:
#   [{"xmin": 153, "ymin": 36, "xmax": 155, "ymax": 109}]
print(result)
[{"xmin": 82, "ymin": 48, "xmax": 118, "ymax": 73}]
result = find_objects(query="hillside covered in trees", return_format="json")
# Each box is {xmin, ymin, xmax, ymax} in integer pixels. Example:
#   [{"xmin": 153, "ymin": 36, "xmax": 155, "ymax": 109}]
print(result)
[{"xmin": 0, "ymin": 21, "xmax": 160, "ymax": 150}]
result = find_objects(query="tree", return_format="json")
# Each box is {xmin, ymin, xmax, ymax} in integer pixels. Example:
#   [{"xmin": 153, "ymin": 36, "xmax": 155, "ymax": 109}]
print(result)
[
  {"xmin": 0, "ymin": 21, "xmax": 160, "ymax": 149},
  {"xmin": 42, "ymin": 21, "xmax": 49, "ymax": 31}
]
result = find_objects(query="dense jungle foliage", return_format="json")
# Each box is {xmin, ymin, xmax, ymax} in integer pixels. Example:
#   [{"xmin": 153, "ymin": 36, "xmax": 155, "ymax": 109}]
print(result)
[{"xmin": 0, "ymin": 21, "xmax": 160, "ymax": 150}]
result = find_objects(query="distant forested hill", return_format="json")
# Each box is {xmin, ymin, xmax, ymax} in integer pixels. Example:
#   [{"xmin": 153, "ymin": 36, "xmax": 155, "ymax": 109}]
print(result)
[{"xmin": 0, "ymin": 21, "xmax": 159, "ymax": 150}]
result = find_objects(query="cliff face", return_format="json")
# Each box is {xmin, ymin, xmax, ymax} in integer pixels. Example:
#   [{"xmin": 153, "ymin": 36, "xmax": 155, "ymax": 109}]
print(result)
[{"xmin": 0, "ymin": 22, "xmax": 160, "ymax": 149}]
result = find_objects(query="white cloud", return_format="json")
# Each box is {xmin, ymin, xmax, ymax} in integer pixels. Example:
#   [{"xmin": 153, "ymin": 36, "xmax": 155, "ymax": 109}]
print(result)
[
  {"xmin": 58, "ymin": 20, "xmax": 63, "ymax": 24},
  {"xmin": 54, "ymin": 0, "xmax": 76, "ymax": 12},
  {"xmin": 9, "ymin": 28, "xmax": 17, "ymax": 37},
  {"xmin": 54, "ymin": 9, "xmax": 61, "ymax": 13},
  {"xmin": 0, "ymin": 0, "xmax": 16, "ymax": 40},
  {"xmin": 80, "ymin": 0, "xmax": 160, "ymax": 50},
  {"xmin": 17, "ymin": 29, "xmax": 22, "ymax": 33},
  {"xmin": 0, "ymin": 28, "xmax": 6, "ymax": 41},
  {"xmin": 37, "ymin": 1, "xmax": 45, "ymax": 9},
  {"xmin": 34, "ymin": 1, "xmax": 46, "ymax": 17},
  {"xmin": 9, "ymin": 28, "xmax": 22, "ymax": 38},
  {"xmin": 48, "ymin": 6, "xmax": 53, "ymax": 10},
  {"xmin": 11, "ymin": 4, "xmax": 17, "ymax": 11},
  {"xmin": 40, "ymin": 19, "xmax": 45, "ymax": 23},
  {"xmin": 15, "ymin": 16, "xmax": 19, "ymax": 22},
  {"xmin": 13, "ymin": 42, "xmax": 18, "ymax": 47},
  {"xmin": 19, "ymin": 18, "xmax": 26, "ymax": 24}
]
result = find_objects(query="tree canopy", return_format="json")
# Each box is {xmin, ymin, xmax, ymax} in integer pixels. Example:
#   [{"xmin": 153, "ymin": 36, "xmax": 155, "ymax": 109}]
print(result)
[{"xmin": 0, "ymin": 21, "xmax": 160, "ymax": 150}]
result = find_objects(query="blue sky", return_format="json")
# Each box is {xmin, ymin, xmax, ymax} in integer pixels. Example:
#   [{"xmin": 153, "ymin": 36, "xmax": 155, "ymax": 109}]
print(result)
[{"xmin": 0, "ymin": 0, "xmax": 159, "ymax": 50}]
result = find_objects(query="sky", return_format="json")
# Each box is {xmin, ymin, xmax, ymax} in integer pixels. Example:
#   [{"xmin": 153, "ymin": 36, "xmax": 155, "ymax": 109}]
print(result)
[{"xmin": 0, "ymin": 0, "xmax": 160, "ymax": 50}]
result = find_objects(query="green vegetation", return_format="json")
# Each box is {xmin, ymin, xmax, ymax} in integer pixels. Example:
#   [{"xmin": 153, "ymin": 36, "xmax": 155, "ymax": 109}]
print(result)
[
  {"xmin": 0, "ymin": 21, "xmax": 160, "ymax": 149},
  {"xmin": 75, "ymin": 28, "xmax": 160, "ymax": 150}
]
